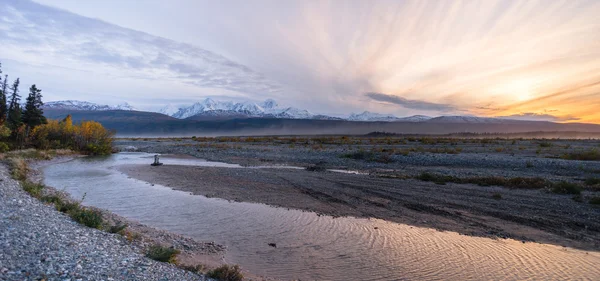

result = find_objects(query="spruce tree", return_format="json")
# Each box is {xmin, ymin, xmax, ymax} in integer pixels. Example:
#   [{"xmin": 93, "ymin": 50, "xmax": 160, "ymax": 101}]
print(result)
[
  {"xmin": 7, "ymin": 78, "xmax": 22, "ymax": 131},
  {"xmin": 0, "ymin": 64, "xmax": 6, "ymax": 125},
  {"xmin": 22, "ymin": 84, "xmax": 47, "ymax": 130}
]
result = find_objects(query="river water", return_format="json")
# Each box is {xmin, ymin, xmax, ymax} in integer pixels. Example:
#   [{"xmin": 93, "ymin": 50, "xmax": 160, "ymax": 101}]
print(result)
[{"xmin": 43, "ymin": 153, "xmax": 600, "ymax": 280}]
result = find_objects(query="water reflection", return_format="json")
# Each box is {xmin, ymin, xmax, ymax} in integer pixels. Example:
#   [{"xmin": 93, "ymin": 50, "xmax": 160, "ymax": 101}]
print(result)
[{"xmin": 43, "ymin": 153, "xmax": 600, "ymax": 280}]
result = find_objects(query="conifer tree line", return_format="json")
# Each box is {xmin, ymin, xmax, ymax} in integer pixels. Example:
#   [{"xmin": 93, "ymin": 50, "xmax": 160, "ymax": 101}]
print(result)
[
  {"xmin": 0, "ymin": 61, "xmax": 113, "ymax": 154},
  {"xmin": 0, "ymin": 62, "xmax": 48, "ymax": 143}
]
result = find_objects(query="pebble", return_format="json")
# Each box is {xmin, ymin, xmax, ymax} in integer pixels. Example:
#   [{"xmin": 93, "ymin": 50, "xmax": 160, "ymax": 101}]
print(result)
[{"xmin": 0, "ymin": 164, "xmax": 209, "ymax": 281}]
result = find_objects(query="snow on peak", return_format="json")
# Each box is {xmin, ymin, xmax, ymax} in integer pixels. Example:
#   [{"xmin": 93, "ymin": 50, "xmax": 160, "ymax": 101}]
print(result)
[
  {"xmin": 170, "ymin": 98, "xmax": 313, "ymax": 119},
  {"xmin": 158, "ymin": 104, "xmax": 181, "ymax": 116},
  {"xmin": 348, "ymin": 111, "xmax": 399, "ymax": 122},
  {"xmin": 397, "ymin": 115, "xmax": 432, "ymax": 122},
  {"xmin": 113, "ymin": 102, "xmax": 136, "ymax": 111},
  {"xmin": 261, "ymin": 99, "xmax": 278, "ymax": 109},
  {"xmin": 43, "ymin": 100, "xmax": 135, "ymax": 111}
]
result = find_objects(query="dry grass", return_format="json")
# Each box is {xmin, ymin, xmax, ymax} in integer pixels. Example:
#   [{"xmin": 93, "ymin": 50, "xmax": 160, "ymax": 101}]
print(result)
[
  {"xmin": 561, "ymin": 149, "xmax": 600, "ymax": 161},
  {"xmin": 9, "ymin": 157, "xmax": 28, "ymax": 181}
]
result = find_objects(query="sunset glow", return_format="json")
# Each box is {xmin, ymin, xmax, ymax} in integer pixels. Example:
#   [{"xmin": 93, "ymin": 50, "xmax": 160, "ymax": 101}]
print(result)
[{"xmin": 1, "ymin": 0, "xmax": 599, "ymax": 122}]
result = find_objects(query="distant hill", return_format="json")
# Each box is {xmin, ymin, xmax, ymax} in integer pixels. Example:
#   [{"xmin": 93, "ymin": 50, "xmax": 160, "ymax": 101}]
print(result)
[{"xmin": 43, "ymin": 109, "xmax": 600, "ymax": 137}]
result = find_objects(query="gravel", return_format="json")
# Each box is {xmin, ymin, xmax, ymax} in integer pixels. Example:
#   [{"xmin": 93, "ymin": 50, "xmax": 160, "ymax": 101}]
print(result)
[
  {"xmin": 0, "ymin": 163, "xmax": 208, "ymax": 281},
  {"xmin": 116, "ymin": 139, "xmax": 600, "ymax": 182}
]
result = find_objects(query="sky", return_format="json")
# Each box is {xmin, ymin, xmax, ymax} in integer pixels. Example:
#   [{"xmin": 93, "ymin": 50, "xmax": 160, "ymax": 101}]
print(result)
[{"xmin": 1, "ymin": 0, "xmax": 600, "ymax": 122}]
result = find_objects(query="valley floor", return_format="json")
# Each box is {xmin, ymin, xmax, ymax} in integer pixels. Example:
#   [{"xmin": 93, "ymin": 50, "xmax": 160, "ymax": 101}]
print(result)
[{"xmin": 115, "ymin": 137, "xmax": 600, "ymax": 251}]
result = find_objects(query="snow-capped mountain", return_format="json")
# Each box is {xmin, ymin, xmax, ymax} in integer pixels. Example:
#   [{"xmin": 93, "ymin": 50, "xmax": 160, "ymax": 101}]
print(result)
[
  {"xmin": 43, "ymin": 100, "xmax": 136, "ymax": 111},
  {"xmin": 398, "ymin": 115, "xmax": 433, "ymax": 122},
  {"xmin": 169, "ymin": 98, "xmax": 314, "ymax": 119},
  {"xmin": 43, "ymin": 99, "xmax": 544, "ymax": 124},
  {"xmin": 348, "ymin": 111, "xmax": 401, "ymax": 122},
  {"xmin": 158, "ymin": 104, "xmax": 180, "ymax": 116}
]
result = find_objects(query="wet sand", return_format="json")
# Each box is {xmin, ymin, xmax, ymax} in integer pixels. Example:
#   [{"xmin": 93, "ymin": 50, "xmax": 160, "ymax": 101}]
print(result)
[{"xmin": 119, "ymin": 163, "xmax": 600, "ymax": 251}]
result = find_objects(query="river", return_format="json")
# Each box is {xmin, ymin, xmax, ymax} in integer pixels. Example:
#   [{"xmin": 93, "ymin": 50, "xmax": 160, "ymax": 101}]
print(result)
[{"xmin": 42, "ymin": 153, "xmax": 600, "ymax": 280}]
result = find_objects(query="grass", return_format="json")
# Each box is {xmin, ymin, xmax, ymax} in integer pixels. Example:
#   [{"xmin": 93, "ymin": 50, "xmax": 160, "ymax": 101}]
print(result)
[
  {"xmin": 416, "ymin": 173, "xmax": 548, "ymax": 189},
  {"xmin": 21, "ymin": 181, "xmax": 44, "ymax": 198},
  {"xmin": 550, "ymin": 181, "xmax": 582, "ymax": 195},
  {"xmin": 69, "ymin": 207, "xmax": 104, "ymax": 229},
  {"xmin": 341, "ymin": 150, "xmax": 395, "ymax": 163},
  {"xmin": 207, "ymin": 264, "xmax": 244, "ymax": 281},
  {"xmin": 2, "ymin": 148, "xmax": 74, "ymax": 161},
  {"xmin": 146, "ymin": 244, "xmax": 180, "ymax": 263},
  {"xmin": 9, "ymin": 157, "xmax": 28, "ymax": 181},
  {"xmin": 561, "ymin": 149, "xmax": 600, "ymax": 161},
  {"xmin": 584, "ymin": 177, "xmax": 600, "ymax": 186},
  {"xmin": 414, "ymin": 172, "xmax": 589, "ymax": 194},
  {"xmin": 178, "ymin": 264, "xmax": 207, "ymax": 274}
]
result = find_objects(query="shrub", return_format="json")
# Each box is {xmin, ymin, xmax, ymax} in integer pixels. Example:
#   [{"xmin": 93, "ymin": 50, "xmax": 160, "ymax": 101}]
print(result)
[
  {"xmin": 56, "ymin": 200, "xmax": 81, "ymax": 213},
  {"xmin": 561, "ymin": 149, "xmax": 600, "ymax": 161},
  {"xmin": 505, "ymin": 177, "xmax": 547, "ymax": 189},
  {"xmin": 341, "ymin": 150, "xmax": 373, "ymax": 160},
  {"xmin": 146, "ymin": 245, "xmax": 180, "ymax": 263},
  {"xmin": 584, "ymin": 178, "xmax": 600, "ymax": 186},
  {"xmin": 589, "ymin": 197, "xmax": 600, "ymax": 205},
  {"xmin": 108, "ymin": 223, "xmax": 128, "ymax": 234},
  {"xmin": 69, "ymin": 207, "xmax": 104, "ymax": 229},
  {"xmin": 0, "ymin": 142, "xmax": 9, "ymax": 153},
  {"xmin": 538, "ymin": 141, "xmax": 552, "ymax": 148},
  {"xmin": 178, "ymin": 264, "xmax": 207, "ymax": 274},
  {"xmin": 416, "ymin": 172, "xmax": 456, "ymax": 185},
  {"xmin": 207, "ymin": 264, "xmax": 244, "ymax": 281},
  {"xmin": 492, "ymin": 193, "xmax": 502, "ymax": 200},
  {"xmin": 525, "ymin": 161, "xmax": 534, "ymax": 168},
  {"xmin": 22, "ymin": 181, "xmax": 44, "ymax": 198},
  {"xmin": 30, "ymin": 116, "xmax": 113, "ymax": 155},
  {"xmin": 9, "ymin": 157, "xmax": 28, "ymax": 181},
  {"xmin": 550, "ymin": 181, "xmax": 582, "ymax": 195}
]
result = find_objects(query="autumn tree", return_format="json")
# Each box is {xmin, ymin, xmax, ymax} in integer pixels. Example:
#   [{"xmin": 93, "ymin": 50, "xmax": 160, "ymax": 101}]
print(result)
[{"xmin": 22, "ymin": 84, "xmax": 47, "ymax": 132}]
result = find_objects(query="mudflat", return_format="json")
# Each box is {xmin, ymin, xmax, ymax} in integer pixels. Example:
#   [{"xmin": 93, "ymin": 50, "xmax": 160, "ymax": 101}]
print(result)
[{"xmin": 116, "ymin": 136, "xmax": 600, "ymax": 251}]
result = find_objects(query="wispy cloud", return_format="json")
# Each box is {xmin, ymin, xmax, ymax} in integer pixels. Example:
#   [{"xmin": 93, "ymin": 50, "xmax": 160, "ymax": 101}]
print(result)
[
  {"xmin": 0, "ymin": 0, "xmax": 281, "ymax": 97},
  {"xmin": 365, "ymin": 92, "xmax": 455, "ymax": 112}
]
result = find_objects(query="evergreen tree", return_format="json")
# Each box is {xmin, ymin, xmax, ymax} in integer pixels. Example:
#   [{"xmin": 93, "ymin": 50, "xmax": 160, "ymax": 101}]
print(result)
[
  {"xmin": 7, "ymin": 78, "xmax": 22, "ymax": 131},
  {"xmin": 22, "ymin": 84, "xmax": 47, "ymax": 130},
  {"xmin": 0, "ymin": 63, "xmax": 7, "ymax": 125}
]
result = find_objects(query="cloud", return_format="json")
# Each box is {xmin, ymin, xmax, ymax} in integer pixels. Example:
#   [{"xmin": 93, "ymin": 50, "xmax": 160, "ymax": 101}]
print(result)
[
  {"xmin": 365, "ymin": 92, "xmax": 455, "ymax": 112},
  {"xmin": 0, "ymin": 0, "xmax": 281, "ymax": 97},
  {"xmin": 497, "ymin": 112, "xmax": 580, "ymax": 122}
]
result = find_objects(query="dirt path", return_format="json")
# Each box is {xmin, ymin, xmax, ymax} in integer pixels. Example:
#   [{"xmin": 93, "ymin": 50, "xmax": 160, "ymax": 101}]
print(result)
[{"xmin": 119, "ymin": 164, "xmax": 600, "ymax": 251}]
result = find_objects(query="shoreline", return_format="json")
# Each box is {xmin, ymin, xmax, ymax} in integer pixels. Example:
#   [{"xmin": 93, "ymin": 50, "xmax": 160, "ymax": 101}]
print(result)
[
  {"xmin": 0, "ymin": 160, "xmax": 209, "ymax": 280},
  {"xmin": 16, "ymin": 155, "xmax": 273, "ymax": 280}
]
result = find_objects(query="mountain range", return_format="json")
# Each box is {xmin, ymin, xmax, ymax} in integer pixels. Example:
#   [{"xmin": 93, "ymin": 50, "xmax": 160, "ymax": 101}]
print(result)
[
  {"xmin": 40, "ymin": 99, "xmax": 600, "ymax": 137},
  {"xmin": 46, "ymin": 98, "xmax": 440, "ymax": 122},
  {"xmin": 43, "ymin": 100, "xmax": 137, "ymax": 111}
]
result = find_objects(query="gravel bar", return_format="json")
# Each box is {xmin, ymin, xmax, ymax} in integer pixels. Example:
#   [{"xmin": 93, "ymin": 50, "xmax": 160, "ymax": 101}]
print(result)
[{"xmin": 0, "ymin": 163, "xmax": 207, "ymax": 281}]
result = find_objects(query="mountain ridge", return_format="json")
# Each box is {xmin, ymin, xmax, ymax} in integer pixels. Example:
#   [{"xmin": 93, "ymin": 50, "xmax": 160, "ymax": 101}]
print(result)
[{"xmin": 40, "ymin": 99, "xmax": 576, "ymax": 125}]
